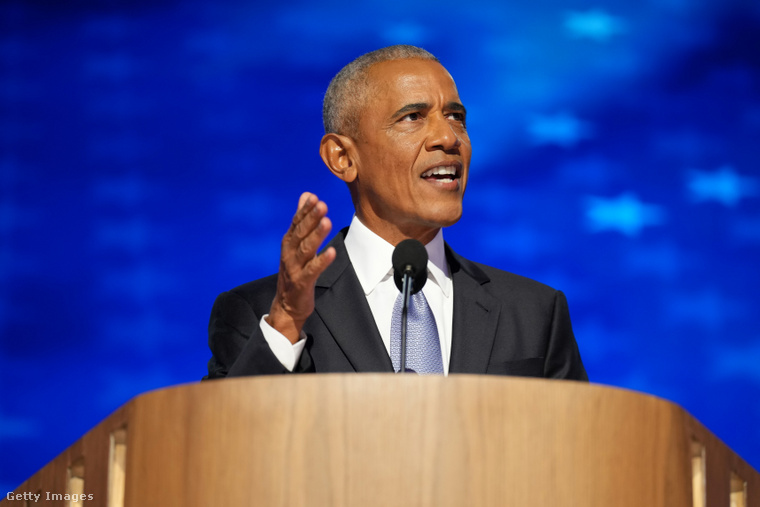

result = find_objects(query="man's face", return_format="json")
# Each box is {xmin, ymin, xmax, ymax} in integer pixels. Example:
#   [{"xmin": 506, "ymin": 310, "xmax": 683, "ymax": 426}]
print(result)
[{"xmin": 350, "ymin": 58, "xmax": 471, "ymax": 245}]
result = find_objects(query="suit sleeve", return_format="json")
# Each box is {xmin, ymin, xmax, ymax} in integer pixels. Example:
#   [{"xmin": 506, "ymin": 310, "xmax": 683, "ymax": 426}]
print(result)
[
  {"xmin": 204, "ymin": 291, "xmax": 314, "ymax": 379},
  {"xmin": 544, "ymin": 290, "xmax": 588, "ymax": 381}
]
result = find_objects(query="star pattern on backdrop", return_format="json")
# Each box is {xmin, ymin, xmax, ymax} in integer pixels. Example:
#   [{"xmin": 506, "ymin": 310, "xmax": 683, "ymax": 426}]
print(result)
[
  {"xmin": 527, "ymin": 112, "xmax": 593, "ymax": 147},
  {"xmin": 564, "ymin": 9, "xmax": 626, "ymax": 42},
  {"xmin": 382, "ymin": 22, "xmax": 428, "ymax": 44},
  {"xmin": 584, "ymin": 193, "xmax": 666, "ymax": 236},
  {"xmin": 687, "ymin": 166, "xmax": 758, "ymax": 207}
]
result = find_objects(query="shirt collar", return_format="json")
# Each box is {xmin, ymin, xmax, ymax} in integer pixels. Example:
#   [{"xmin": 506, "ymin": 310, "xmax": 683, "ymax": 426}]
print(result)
[{"xmin": 344, "ymin": 215, "xmax": 451, "ymax": 297}]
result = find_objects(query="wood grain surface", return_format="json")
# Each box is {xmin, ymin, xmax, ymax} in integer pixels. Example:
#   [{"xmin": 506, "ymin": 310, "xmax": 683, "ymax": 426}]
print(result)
[{"xmin": 5, "ymin": 375, "xmax": 758, "ymax": 507}]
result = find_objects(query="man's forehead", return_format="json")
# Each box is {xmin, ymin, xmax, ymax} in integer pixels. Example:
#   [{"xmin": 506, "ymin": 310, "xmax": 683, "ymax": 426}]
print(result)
[{"xmin": 365, "ymin": 59, "xmax": 460, "ymax": 103}]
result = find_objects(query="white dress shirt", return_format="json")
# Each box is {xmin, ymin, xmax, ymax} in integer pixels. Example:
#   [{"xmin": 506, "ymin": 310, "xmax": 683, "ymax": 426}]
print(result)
[{"xmin": 260, "ymin": 215, "xmax": 453, "ymax": 374}]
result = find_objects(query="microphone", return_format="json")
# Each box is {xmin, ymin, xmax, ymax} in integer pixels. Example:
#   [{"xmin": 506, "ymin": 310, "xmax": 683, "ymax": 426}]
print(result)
[
  {"xmin": 392, "ymin": 239, "xmax": 428, "ymax": 294},
  {"xmin": 391, "ymin": 239, "xmax": 428, "ymax": 373}
]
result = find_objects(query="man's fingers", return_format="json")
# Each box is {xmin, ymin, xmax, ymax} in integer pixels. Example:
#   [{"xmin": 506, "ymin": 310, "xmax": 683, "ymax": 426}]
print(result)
[
  {"xmin": 290, "ymin": 193, "xmax": 317, "ymax": 235},
  {"xmin": 289, "ymin": 196, "xmax": 328, "ymax": 243},
  {"xmin": 284, "ymin": 194, "xmax": 330, "ymax": 269},
  {"xmin": 294, "ymin": 215, "xmax": 332, "ymax": 265},
  {"xmin": 280, "ymin": 194, "xmax": 332, "ymax": 274},
  {"xmin": 303, "ymin": 245, "xmax": 336, "ymax": 278},
  {"xmin": 269, "ymin": 194, "xmax": 335, "ymax": 340},
  {"xmin": 297, "ymin": 192, "xmax": 312, "ymax": 210},
  {"xmin": 292, "ymin": 200, "xmax": 328, "ymax": 242}
]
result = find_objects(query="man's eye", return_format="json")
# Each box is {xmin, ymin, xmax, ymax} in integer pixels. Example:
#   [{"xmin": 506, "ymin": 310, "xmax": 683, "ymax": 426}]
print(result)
[
  {"xmin": 447, "ymin": 112, "xmax": 465, "ymax": 123},
  {"xmin": 401, "ymin": 112, "xmax": 421, "ymax": 121}
]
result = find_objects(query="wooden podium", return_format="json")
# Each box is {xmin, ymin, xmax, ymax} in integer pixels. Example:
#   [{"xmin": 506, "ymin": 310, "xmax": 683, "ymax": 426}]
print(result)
[{"xmin": 5, "ymin": 375, "xmax": 759, "ymax": 506}]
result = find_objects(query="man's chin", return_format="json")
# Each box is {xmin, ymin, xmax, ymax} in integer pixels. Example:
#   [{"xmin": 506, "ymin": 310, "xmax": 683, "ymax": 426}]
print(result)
[
  {"xmin": 437, "ymin": 215, "xmax": 462, "ymax": 228},
  {"xmin": 425, "ymin": 206, "xmax": 463, "ymax": 229}
]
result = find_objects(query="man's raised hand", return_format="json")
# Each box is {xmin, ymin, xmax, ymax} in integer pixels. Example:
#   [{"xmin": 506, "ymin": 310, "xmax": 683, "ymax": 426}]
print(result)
[{"xmin": 266, "ymin": 192, "xmax": 336, "ymax": 343}]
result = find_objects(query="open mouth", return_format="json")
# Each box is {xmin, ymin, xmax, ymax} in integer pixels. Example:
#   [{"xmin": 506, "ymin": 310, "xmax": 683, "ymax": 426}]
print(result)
[{"xmin": 420, "ymin": 164, "xmax": 461, "ymax": 184}]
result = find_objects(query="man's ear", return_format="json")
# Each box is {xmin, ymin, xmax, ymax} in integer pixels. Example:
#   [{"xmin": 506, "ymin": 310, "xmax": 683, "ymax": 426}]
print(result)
[{"xmin": 320, "ymin": 133, "xmax": 358, "ymax": 183}]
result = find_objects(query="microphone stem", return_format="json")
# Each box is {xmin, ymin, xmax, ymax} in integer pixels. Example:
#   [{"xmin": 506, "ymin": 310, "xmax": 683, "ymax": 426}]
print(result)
[{"xmin": 400, "ymin": 271, "xmax": 412, "ymax": 373}]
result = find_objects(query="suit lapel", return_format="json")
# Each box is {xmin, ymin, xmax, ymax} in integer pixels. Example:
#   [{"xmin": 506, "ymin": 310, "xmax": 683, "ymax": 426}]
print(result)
[
  {"xmin": 446, "ymin": 245, "xmax": 502, "ymax": 374},
  {"xmin": 313, "ymin": 230, "xmax": 394, "ymax": 372}
]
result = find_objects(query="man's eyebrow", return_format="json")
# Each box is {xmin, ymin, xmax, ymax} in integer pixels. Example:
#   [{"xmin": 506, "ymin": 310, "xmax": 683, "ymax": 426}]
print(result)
[
  {"xmin": 446, "ymin": 102, "xmax": 467, "ymax": 115},
  {"xmin": 391, "ymin": 102, "xmax": 429, "ymax": 118},
  {"xmin": 391, "ymin": 101, "xmax": 467, "ymax": 119}
]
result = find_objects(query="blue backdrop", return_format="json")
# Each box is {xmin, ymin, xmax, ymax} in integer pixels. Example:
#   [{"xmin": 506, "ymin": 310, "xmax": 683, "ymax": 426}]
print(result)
[{"xmin": 2, "ymin": 0, "xmax": 759, "ymax": 490}]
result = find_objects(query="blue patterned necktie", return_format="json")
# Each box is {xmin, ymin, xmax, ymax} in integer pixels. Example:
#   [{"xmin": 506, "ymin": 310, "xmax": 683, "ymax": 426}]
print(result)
[{"xmin": 390, "ymin": 290, "xmax": 444, "ymax": 374}]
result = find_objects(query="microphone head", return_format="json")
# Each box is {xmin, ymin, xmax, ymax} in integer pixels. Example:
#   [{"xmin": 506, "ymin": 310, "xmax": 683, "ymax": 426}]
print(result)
[{"xmin": 392, "ymin": 239, "xmax": 428, "ymax": 294}]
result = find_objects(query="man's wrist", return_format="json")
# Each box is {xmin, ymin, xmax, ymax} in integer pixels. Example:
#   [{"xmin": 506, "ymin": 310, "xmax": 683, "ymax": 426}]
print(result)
[{"xmin": 265, "ymin": 308, "xmax": 303, "ymax": 344}]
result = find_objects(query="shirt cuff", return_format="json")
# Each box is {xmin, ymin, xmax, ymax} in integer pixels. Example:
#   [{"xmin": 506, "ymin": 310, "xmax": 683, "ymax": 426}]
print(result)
[{"xmin": 259, "ymin": 315, "xmax": 306, "ymax": 371}]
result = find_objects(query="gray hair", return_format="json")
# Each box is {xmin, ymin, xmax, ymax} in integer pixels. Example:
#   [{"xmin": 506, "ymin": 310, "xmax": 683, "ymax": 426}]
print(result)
[{"xmin": 322, "ymin": 45, "xmax": 439, "ymax": 137}]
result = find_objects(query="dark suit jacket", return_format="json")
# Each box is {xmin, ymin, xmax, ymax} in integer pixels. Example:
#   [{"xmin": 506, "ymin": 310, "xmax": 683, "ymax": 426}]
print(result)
[{"xmin": 205, "ymin": 229, "xmax": 587, "ymax": 380}]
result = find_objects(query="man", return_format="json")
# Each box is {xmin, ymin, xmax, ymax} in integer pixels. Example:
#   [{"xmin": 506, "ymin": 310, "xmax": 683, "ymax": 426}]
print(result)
[{"xmin": 205, "ymin": 45, "xmax": 587, "ymax": 380}]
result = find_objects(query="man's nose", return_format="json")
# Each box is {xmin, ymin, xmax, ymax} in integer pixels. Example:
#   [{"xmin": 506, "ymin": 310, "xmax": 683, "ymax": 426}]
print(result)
[{"xmin": 426, "ymin": 114, "xmax": 462, "ymax": 152}]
